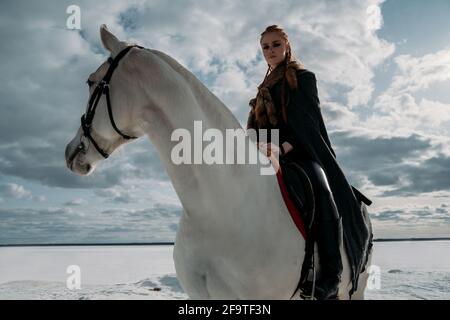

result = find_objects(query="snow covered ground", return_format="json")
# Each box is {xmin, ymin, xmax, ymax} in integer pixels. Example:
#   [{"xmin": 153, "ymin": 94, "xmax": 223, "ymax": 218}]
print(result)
[{"xmin": 0, "ymin": 241, "xmax": 449, "ymax": 300}]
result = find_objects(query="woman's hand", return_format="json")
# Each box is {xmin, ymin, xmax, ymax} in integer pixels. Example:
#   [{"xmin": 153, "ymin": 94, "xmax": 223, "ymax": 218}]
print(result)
[
  {"xmin": 258, "ymin": 142, "xmax": 294, "ymax": 157},
  {"xmin": 258, "ymin": 142, "xmax": 280, "ymax": 172},
  {"xmin": 258, "ymin": 142, "xmax": 281, "ymax": 157},
  {"xmin": 281, "ymin": 141, "xmax": 293, "ymax": 154}
]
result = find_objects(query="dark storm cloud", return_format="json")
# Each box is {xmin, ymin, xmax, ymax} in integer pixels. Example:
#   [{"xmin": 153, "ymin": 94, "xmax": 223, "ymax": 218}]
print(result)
[
  {"xmin": 435, "ymin": 214, "xmax": 450, "ymax": 223},
  {"xmin": 94, "ymin": 188, "xmax": 134, "ymax": 204},
  {"xmin": 0, "ymin": 144, "xmax": 122, "ymax": 189},
  {"xmin": 101, "ymin": 203, "xmax": 182, "ymax": 219},
  {"xmin": 327, "ymin": 131, "xmax": 450, "ymax": 196},
  {"xmin": 63, "ymin": 199, "xmax": 85, "ymax": 206},
  {"xmin": 367, "ymin": 171, "xmax": 400, "ymax": 186},
  {"xmin": 0, "ymin": 201, "xmax": 182, "ymax": 244},
  {"xmin": 110, "ymin": 194, "xmax": 133, "ymax": 204},
  {"xmin": 381, "ymin": 153, "xmax": 450, "ymax": 196},
  {"xmin": 370, "ymin": 204, "xmax": 450, "ymax": 224},
  {"xmin": 372, "ymin": 209, "xmax": 405, "ymax": 221},
  {"xmin": 0, "ymin": 0, "xmax": 160, "ymax": 191},
  {"xmin": 436, "ymin": 204, "xmax": 448, "ymax": 214},
  {"xmin": 332, "ymin": 131, "xmax": 432, "ymax": 169}
]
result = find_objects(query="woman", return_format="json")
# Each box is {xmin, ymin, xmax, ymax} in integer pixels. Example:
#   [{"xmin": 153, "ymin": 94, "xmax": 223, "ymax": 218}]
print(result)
[{"xmin": 247, "ymin": 25, "xmax": 372, "ymax": 299}]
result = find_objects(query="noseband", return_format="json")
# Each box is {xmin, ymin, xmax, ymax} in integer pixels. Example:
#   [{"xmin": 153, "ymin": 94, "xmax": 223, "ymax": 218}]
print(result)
[{"xmin": 80, "ymin": 45, "xmax": 144, "ymax": 158}]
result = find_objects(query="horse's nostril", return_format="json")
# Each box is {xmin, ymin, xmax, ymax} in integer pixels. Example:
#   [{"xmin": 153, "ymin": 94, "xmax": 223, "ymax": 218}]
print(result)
[{"xmin": 86, "ymin": 164, "xmax": 91, "ymax": 172}]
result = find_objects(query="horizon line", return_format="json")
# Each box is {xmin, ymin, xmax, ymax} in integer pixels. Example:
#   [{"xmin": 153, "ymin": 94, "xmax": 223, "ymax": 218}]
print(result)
[{"xmin": 1, "ymin": 237, "xmax": 450, "ymax": 247}]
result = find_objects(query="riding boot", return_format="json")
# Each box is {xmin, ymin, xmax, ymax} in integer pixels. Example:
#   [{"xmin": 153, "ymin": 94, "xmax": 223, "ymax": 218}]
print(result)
[
  {"xmin": 297, "ymin": 160, "xmax": 343, "ymax": 300},
  {"xmin": 313, "ymin": 215, "xmax": 343, "ymax": 300}
]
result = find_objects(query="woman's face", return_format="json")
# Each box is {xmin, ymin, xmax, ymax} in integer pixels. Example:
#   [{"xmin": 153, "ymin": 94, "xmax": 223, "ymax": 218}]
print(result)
[{"xmin": 260, "ymin": 32, "xmax": 288, "ymax": 69}]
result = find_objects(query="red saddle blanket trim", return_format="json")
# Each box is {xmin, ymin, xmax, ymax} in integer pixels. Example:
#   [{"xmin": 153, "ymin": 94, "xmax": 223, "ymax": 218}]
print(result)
[{"xmin": 275, "ymin": 167, "xmax": 307, "ymax": 239}]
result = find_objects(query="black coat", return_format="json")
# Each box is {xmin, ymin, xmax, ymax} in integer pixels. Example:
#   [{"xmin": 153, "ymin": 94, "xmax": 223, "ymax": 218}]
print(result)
[{"xmin": 269, "ymin": 69, "xmax": 373, "ymax": 295}]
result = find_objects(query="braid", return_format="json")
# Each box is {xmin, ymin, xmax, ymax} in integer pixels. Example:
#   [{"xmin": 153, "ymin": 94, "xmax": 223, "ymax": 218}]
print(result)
[{"xmin": 263, "ymin": 64, "xmax": 271, "ymax": 82}]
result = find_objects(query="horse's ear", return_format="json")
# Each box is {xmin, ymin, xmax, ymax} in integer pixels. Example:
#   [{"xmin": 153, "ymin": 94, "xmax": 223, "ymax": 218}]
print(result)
[{"xmin": 100, "ymin": 24, "xmax": 122, "ymax": 56}]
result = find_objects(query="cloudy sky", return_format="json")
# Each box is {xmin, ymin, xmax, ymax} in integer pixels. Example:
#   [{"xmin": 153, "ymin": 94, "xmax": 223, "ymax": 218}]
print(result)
[{"xmin": 0, "ymin": 0, "xmax": 449, "ymax": 244}]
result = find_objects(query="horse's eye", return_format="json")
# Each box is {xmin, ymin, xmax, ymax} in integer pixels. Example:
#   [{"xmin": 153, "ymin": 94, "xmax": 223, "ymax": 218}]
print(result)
[{"xmin": 86, "ymin": 79, "xmax": 95, "ymax": 87}]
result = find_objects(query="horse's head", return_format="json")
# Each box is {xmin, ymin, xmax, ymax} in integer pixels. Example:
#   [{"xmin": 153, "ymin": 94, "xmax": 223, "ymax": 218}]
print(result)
[{"xmin": 65, "ymin": 25, "xmax": 145, "ymax": 175}]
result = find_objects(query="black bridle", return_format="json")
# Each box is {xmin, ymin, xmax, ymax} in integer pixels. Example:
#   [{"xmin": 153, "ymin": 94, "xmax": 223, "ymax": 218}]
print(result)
[{"xmin": 79, "ymin": 45, "xmax": 144, "ymax": 159}]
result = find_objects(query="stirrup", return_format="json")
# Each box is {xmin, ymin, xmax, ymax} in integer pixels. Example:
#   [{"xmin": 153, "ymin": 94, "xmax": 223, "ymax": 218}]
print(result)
[
  {"xmin": 299, "ymin": 291, "xmax": 317, "ymax": 300},
  {"xmin": 299, "ymin": 278, "xmax": 341, "ymax": 300}
]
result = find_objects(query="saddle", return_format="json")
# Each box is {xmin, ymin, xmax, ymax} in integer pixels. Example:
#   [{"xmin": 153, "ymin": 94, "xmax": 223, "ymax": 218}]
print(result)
[{"xmin": 278, "ymin": 157, "xmax": 315, "ymax": 233}]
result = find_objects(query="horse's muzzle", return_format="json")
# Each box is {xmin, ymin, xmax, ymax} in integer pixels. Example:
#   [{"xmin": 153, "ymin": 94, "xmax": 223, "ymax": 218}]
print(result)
[{"xmin": 65, "ymin": 143, "xmax": 84, "ymax": 170}]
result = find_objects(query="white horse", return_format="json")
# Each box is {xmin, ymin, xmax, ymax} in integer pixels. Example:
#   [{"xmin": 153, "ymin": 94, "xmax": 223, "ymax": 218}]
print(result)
[{"xmin": 65, "ymin": 25, "xmax": 372, "ymax": 299}]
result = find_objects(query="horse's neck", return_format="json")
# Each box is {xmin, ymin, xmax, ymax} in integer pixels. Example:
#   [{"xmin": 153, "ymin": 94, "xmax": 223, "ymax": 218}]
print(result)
[{"xmin": 136, "ymin": 52, "xmax": 273, "ymax": 219}]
